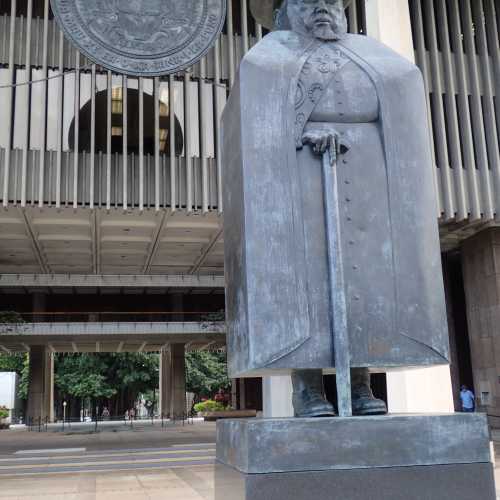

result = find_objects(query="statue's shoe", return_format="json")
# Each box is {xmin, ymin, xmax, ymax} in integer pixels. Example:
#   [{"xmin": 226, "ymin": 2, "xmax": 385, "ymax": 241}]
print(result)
[
  {"xmin": 352, "ymin": 395, "xmax": 387, "ymax": 416},
  {"xmin": 293, "ymin": 395, "xmax": 336, "ymax": 418}
]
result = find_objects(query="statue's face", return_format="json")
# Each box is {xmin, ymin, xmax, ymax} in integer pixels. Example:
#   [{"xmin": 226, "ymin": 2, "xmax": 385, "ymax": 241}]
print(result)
[{"xmin": 287, "ymin": 0, "xmax": 347, "ymax": 40}]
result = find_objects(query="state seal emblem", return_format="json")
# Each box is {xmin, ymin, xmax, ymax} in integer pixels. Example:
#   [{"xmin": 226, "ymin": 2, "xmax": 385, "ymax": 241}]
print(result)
[{"xmin": 51, "ymin": 0, "xmax": 226, "ymax": 76}]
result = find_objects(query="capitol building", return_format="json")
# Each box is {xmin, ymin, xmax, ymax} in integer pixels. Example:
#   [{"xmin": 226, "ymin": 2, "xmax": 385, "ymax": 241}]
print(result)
[{"xmin": 0, "ymin": 0, "xmax": 499, "ymax": 426}]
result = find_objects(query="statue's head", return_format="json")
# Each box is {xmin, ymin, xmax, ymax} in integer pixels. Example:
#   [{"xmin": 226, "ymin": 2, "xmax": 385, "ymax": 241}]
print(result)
[
  {"xmin": 249, "ymin": 0, "xmax": 350, "ymax": 37},
  {"xmin": 279, "ymin": 0, "xmax": 347, "ymax": 40}
]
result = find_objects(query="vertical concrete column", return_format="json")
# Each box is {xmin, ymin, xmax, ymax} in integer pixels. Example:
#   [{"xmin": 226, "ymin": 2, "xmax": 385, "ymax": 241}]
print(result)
[
  {"xmin": 364, "ymin": 0, "xmax": 454, "ymax": 413},
  {"xmin": 231, "ymin": 379, "xmax": 238, "ymax": 409},
  {"xmin": 461, "ymin": 229, "xmax": 500, "ymax": 423},
  {"xmin": 26, "ymin": 346, "xmax": 52, "ymax": 422},
  {"xmin": 46, "ymin": 352, "xmax": 55, "ymax": 423},
  {"xmin": 262, "ymin": 376, "xmax": 294, "ymax": 418},
  {"xmin": 170, "ymin": 343, "xmax": 186, "ymax": 419},
  {"xmin": 364, "ymin": 0, "xmax": 414, "ymax": 62},
  {"xmin": 159, "ymin": 348, "xmax": 172, "ymax": 417},
  {"xmin": 239, "ymin": 378, "xmax": 246, "ymax": 410}
]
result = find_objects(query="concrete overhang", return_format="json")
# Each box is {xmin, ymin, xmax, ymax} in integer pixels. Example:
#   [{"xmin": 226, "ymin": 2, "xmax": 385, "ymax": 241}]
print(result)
[
  {"xmin": 0, "ymin": 321, "xmax": 226, "ymax": 353},
  {"xmin": 0, "ymin": 274, "xmax": 225, "ymax": 294}
]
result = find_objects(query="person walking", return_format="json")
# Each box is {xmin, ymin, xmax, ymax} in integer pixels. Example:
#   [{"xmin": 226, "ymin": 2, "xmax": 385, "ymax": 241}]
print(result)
[{"xmin": 460, "ymin": 385, "xmax": 475, "ymax": 413}]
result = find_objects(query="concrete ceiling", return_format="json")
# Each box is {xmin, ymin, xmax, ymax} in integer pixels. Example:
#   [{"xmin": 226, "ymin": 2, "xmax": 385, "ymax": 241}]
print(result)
[{"xmin": 0, "ymin": 207, "xmax": 224, "ymax": 276}]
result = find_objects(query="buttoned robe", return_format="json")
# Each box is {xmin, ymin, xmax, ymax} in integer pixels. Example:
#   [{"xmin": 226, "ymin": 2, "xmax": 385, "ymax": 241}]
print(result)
[{"xmin": 222, "ymin": 31, "xmax": 449, "ymax": 377}]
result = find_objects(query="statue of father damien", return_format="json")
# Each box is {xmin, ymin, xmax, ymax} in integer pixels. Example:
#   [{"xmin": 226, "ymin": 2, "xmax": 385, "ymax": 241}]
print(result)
[{"xmin": 222, "ymin": 0, "xmax": 449, "ymax": 417}]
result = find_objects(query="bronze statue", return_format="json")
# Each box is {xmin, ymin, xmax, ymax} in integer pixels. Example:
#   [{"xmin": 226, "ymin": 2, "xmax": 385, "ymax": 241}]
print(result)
[{"xmin": 222, "ymin": 0, "xmax": 449, "ymax": 417}]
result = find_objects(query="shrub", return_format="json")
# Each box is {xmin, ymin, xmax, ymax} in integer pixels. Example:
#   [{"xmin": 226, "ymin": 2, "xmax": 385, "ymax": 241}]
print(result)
[
  {"xmin": 193, "ymin": 399, "xmax": 226, "ymax": 413},
  {"xmin": 0, "ymin": 406, "xmax": 9, "ymax": 420}
]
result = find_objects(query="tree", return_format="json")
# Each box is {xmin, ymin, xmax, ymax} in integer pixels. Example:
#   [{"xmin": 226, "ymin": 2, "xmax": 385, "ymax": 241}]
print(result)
[
  {"xmin": 54, "ymin": 353, "xmax": 159, "ymax": 417},
  {"xmin": 55, "ymin": 355, "xmax": 117, "ymax": 401},
  {"xmin": 185, "ymin": 351, "xmax": 230, "ymax": 399}
]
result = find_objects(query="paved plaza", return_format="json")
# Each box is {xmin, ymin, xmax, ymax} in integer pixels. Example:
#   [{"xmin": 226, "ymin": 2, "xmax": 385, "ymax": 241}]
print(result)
[{"xmin": 0, "ymin": 422, "xmax": 498, "ymax": 499}]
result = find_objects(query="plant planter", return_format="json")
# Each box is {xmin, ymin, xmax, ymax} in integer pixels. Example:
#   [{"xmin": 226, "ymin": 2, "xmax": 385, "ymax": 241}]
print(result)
[{"xmin": 201, "ymin": 410, "xmax": 257, "ymax": 422}]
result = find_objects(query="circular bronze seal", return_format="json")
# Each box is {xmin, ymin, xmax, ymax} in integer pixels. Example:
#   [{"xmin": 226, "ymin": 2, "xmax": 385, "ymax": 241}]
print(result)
[{"xmin": 51, "ymin": 0, "xmax": 227, "ymax": 76}]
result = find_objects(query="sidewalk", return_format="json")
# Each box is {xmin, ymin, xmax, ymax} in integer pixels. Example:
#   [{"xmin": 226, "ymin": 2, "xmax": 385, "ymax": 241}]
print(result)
[
  {"xmin": 0, "ymin": 420, "xmax": 216, "ymax": 456},
  {"xmin": 0, "ymin": 422, "xmax": 498, "ymax": 499}
]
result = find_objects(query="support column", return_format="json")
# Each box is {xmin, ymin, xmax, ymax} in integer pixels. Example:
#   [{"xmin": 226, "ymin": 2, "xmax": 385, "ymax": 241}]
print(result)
[
  {"xmin": 364, "ymin": 0, "xmax": 414, "ymax": 62},
  {"xmin": 159, "ymin": 348, "xmax": 172, "ymax": 417},
  {"xmin": 26, "ymin": 346, "xmax": 52, "ymax": 422},
  {"xmin": 262, "ymin": 376, "xmax": 294, "ymax": 418},
  {"xmin": 231, "ymin": 379, "xmax": 238, "ymax": 409},
  {"xmin": 47, "ymin": 353, "xmax": 54, "ymax": 423},
  {"xmin": 170, "ymin": 343, "xmax": 186, "ymax": 419},
  {"xmin": 365, "ymin": 0, "xmax": 454, "ymax": 413},
  {"xmin": 239, "ymin": 378, "xmax": 246, "ymax": 410},
  {"xmin": 461, "ymin": 229, "xmax": 500, "ymax": 424}
]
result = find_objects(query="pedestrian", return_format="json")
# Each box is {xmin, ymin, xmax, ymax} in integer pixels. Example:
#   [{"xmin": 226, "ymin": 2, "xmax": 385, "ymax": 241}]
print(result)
[{"xmin": 460, "ymin": 385, "xmax": 475, "ymax": 413}]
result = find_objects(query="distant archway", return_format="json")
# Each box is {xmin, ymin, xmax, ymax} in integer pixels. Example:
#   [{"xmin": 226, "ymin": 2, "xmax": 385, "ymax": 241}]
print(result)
[{"xmin": 68, "ymin": 88, "xmax": 184, "ymax": 156}]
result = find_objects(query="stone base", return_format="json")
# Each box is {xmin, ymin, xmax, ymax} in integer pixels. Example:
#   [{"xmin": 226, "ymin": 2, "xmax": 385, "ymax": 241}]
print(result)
[{"xmin": 215, "ymin": 414, "xmax": 496, "ymax": 500}]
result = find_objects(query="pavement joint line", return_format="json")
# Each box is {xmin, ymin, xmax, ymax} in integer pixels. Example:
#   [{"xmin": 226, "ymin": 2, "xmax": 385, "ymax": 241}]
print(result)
[
  {"xmin": 0, "ymin": 461, "xmax": 214, "ymax": 478},
  {"xmin": 14, "ymin": 448, "xmax": 86, "ymax": 455},
  {"xmin": 0, "ymin": 454, "xmax": 216, "ymax": 470},
  {"xmin": 0, "ymin": 447, "xmax": 216, "ymax": 463}
]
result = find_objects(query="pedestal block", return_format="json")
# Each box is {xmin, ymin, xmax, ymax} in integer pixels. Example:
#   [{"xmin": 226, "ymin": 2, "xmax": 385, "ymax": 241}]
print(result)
[{"xmin": 215, "ymin": 414, "xmax": 495, "ymax": 500}]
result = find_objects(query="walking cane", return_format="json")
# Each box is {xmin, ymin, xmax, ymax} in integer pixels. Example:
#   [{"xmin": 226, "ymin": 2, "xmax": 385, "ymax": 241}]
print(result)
[{"xmin": 321, "ymin": 138, "xmax": 352, "ymax": 417}]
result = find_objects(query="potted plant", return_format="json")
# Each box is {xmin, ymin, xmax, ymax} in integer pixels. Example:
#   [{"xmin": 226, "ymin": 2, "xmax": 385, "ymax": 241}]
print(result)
[{"xmin": 193, "ymin": 399, "xmax": 257, "ymax": 421}]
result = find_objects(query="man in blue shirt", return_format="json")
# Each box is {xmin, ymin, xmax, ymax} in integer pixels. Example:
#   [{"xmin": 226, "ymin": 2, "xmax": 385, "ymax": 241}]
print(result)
[{"xmin": 460, "ymin": 385, "xmax": 475, "ymax": 412}]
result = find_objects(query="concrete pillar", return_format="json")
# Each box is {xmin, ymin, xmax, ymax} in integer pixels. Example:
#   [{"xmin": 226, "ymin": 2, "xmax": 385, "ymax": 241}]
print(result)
[
  {"xmin": 364, "ymin": 0, "xmax": 414, "ymax": 62},
  {"xmin": 239, "ymin": 378, "xmax": 246, "ymax": 410},
  {"xmin": 170, "ymin": 343, "xmax": 186, "ymax": 419},
  {"xmin": 26, "ymin": 346, "xmax": 53, "ymax": 423},
  {"xmin": 365, "ymin": 0, "xmax": 454, "ymax": 414},
  {"xmin": 262, "ymin": 376, "xmax": 294, "ymax": 418},
  {"xmin": 159, "ymin": 348, "xmax": 172, "ymax": 417},
  {"xmin": 231, "ymin": 379, "xmax": 238, "ymax": 409},
  {"xmin": 461, "ymin": 229, "xmax": 500, "ymax": 424},
  {"xmin": 47, "ymin": 353, "xmax": 54, "ymax": 423}
]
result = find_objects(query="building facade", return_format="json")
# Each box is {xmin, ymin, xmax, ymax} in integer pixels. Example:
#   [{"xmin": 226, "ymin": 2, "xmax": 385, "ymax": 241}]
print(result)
[{"xmin": 0, "ymin": 0, "xmax": 498, "ymax": 424}]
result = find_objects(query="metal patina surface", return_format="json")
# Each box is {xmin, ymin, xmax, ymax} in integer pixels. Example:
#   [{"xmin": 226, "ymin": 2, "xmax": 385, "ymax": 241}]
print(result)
[
  {"xmin": 50, "ymin": 0, "xmax": 226, "ymax": 76},
  {"xmin": 216, "ymin": 414, "xmax": 492, "ymax": 473},
  {"xmin": 215, "ymin": 414, "xmax": 496, "ymax": 500},
  {"xmin": 222, "ymin": 1, "xmax": 450, "ymax": 379}
]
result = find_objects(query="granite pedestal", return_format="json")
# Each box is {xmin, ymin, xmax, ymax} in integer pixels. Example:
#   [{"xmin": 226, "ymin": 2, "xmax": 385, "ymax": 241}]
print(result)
[{"xmin": 215, "ymin": 414, "xmax": 495, "ymax": 500}]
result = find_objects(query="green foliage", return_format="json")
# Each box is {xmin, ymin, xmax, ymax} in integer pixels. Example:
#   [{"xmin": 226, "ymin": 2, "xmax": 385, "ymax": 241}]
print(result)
[
  {"xmin": 0, "ymin": 353, "xmax": 25, "ymax": 373},
  {"xmin": 55, "ymin": 355, "xmax": 117, "ymax": 400},
  {"xmin": 104, "ymin": 353, "xmax": 159, "ymax": 396},
  {"xmin": 0, "ymin": 406, "xmax": 9, "ymax": 419},
  {"xmin": 193, "ymin": 399, "xmax": 226, "ymax": 413},
  {"xmin": 18, "ymin": 356, "xmax": 29, "ymax": 400},
  {"xmin": 185, "ymin": 351, "xmax": 230, "ymax": 398},
  {"xmin": 0, "ymin": 311, "xmax": 25, "ymax": 334},
  {"xmin": 55, "ymin": 353, "xmax": 159, "ymax": 405}
]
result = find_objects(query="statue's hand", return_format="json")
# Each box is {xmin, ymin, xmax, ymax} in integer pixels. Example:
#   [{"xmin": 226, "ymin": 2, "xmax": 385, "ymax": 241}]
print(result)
[{"xmin": 301, "ymin": 130, "xmax": 349, "ymax": 166}]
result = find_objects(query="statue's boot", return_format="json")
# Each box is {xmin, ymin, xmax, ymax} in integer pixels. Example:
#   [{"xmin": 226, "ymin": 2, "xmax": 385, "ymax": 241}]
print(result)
[
  {"xmin": 292, "ymin": 369, "xmax": 336, "ymax": 418},
  {"xmin": 351, "ymin": 368, "xmax": 387, "ymax": 416}
]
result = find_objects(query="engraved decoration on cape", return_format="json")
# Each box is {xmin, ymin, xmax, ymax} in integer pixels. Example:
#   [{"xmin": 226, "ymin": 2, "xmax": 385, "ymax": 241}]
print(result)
[{"xmin": 51, "ymin": 0, "xmax": 227, "ymax": 76}]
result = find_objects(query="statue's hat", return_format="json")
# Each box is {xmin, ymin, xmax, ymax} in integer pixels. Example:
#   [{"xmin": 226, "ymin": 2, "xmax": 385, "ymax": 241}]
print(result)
[{"xmin": 250, "ymin": 0, "xmax": 353, "ymax": 30}]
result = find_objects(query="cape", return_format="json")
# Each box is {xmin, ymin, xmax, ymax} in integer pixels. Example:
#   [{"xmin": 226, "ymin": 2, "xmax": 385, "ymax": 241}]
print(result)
[{"xmin": 222, "ymin": 31, "xmax": 449, "ymax": 377}]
